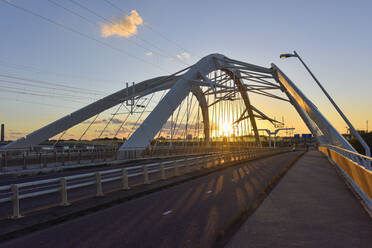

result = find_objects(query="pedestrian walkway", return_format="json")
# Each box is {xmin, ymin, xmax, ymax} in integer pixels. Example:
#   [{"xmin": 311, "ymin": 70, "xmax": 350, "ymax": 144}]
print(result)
[{"xmin": 227, "ymin": 151, "xmax": 372, "ymax": 248}]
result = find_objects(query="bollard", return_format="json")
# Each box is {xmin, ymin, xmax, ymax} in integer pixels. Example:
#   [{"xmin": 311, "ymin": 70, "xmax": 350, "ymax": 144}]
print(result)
[
  {"xmin": 143, "ymin": 165, "xmax": 150, "ymax": 184},
  {"xmin": 121, "ymin": 168, "xmax": 129, "ymax": 190},
  {"xmin": 219, "ymin": 155, "xmax": 222, "ymax": 166},
  {"xmin": 60, "ymin": 178, "xmax": 70, "ymax": 206},
  {"xmin": 95, "ymin": 172, "xmax": 104, "ymax": 197},
  {"xmin": 11, "ymin": 184, "xmax": 22, "ymax": 219},
  {"xmin": 160, "ymin": 162, "xmax": 166, "ymax": 180},
  {"xmin": 174, "ymin": 160, "xmax": 179, "ymax": 176}
]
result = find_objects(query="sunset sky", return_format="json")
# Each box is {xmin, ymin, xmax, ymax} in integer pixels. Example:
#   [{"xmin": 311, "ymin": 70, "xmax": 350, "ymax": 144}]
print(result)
[{"xmin": 0, "ymin": 0, "xmax": 371, "ymax": 141}]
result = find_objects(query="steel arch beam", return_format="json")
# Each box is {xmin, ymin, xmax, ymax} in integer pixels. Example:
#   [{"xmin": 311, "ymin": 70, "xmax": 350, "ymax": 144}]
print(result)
[
  {"xmin": 119, "ymin": 54, "xmax": 230, "ymax": 152},
  {"xmin": 2, "ymin": 74, "xmax": 211, "ymax": 149},
  {"xmin": 190, "ymin": 86, "xmax": 210, "ymax": 146}
]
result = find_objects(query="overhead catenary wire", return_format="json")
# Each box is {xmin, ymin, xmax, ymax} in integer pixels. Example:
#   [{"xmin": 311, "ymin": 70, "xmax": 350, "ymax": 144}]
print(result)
[
  {"xmin": 66, "ymin": 0, "xmax": 190, "ymax": 66},
  {"xmin": 0, "ymin": 59, "xmax": 122, "ymax": 85},
  {"xmin": 0, "ymin": 95, "xmax": 77, "ymax": 109},
  {"xmin": 48, "ymin": 0, "xmax": 184, "ymax": 65},
  {"xmin": 0, "ymin": 73, "xmax": 106, "ymax": 95},
  {"xmin": 102, "ymin": 0, "xmax": 201, "ymax": 60},
  {"xmin": 0, "ymin": 0, "xmax": 171, "ymax": 73}
]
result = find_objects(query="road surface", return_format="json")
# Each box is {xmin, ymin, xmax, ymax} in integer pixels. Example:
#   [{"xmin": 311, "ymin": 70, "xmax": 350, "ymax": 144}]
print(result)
[{"xmin": 0, "ymin": 151, "xmax": 300, "ymax": 248}]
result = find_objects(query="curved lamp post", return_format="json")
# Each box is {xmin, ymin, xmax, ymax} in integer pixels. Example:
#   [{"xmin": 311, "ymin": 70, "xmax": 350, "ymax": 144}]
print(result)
[{"xmin": 280, "ymin": 51, "xmax": 371, "ymax": 162}]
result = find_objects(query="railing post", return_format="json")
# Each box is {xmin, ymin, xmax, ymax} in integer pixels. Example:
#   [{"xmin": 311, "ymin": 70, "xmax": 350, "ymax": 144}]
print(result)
[
  {"xmin": 78, "ymin": 150, "xmax": 81, "ymax": 164},
  {"xmin": 160, "ymin": 162, "xmax": 166, "ymax": 180},
  {"xmin": 95, "ymin": 172, "xmax": 104, "ymax": 197},
  {"xmin": 4, "ymin": 151, "xmax": 7, "ymax": 169},
  {"xmin": 22, "ymin": 152, "xmax": 27, "ymax": 170},
  {"xmin": 43, "ymin": 152, "xmax": 47, "ymax": 168},
  {"xmin": 174, "ymin": 160, "xmax": 179, "ymax": 176},
  {"xmin": 39, "ymin": 152, "xmax": 42, "ymax": 166},
  {"xmin": 11, "ymin": 184, "xmax": 22, "ymax": 219},
  {"xmin": 60, "ymin": 178, "xmax": 70, "ymax": 206},
  {"xmin": 121, "ymin": 168, "xmax": 129, "ymax": 190},
  {"xmin": 62, "ymin": 151, "xmax": 65, "ymax": 166},
  {"xmin": 184, "ymin": 158, "xmax": 190, "ymax": 173},
  {"xmin": 143, "ymin": 165, "xmax": 150, "ymax": 184}
]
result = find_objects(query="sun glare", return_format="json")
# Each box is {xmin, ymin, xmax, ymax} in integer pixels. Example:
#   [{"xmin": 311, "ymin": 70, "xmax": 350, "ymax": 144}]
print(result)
[{"xmin": 220, "ymin": 122, "xmax": 234, "ymax": 136}]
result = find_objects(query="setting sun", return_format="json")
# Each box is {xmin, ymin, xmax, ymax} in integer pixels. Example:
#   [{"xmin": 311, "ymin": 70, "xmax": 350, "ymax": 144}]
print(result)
[{"xmin": 219, "ymin": 122, "xmax": 234, "ymax": 136}]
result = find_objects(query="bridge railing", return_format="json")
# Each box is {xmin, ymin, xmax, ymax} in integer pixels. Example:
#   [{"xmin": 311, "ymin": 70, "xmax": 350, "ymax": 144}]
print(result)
[
  {"xmin": 319, "ymin": 145, "xmax": 372, "ymax": 212},
  {"xmin": 0, "ymin": 147, "xmax": 290, "ymax": 219},
  {"xmin": 0, "ymin": 145, "xmax": 287, "ymax": 172}
]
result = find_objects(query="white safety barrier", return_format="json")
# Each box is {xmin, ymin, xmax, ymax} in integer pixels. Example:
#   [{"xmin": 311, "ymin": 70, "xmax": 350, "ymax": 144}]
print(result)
[{"xmin": 0, "ymin": 148, "xmax": 290, "ymax": 218}]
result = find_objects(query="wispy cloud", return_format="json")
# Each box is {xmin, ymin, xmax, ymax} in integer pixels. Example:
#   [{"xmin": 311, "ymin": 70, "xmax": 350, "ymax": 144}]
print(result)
[
  {"xmin": 176, "ymin": 52, "xmax": 190, "ymax": 60},
  {"xmin": 101, "ymin": 10, "xmax": 143, "ymax": 38},
  {"xmin": 145, "ymin": 52, "xmax": 153, "ymax": 56}
]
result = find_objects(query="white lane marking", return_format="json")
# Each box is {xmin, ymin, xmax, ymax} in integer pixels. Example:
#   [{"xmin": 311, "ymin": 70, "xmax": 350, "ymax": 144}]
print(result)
[
  {"xmin": 162, "ymin": 210, "xmax": 173, "ymax": 216},
  {"xmin": 206, "ymin": 190, "xmax": 213, "ymax": 194}
]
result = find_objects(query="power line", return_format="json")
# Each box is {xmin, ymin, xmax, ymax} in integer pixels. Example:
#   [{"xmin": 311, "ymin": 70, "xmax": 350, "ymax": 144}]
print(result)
[
  {"xmin": 0, "ymin": 88, "xmax": 90, "ymax": 104},
  {"xmin": 102, "ymin": 0, "xmax": 201, "ymax": 59},
  {"xmin": 0, "ymin": 0, "xmax": 170, "ymax": 73},
  {"xmin": 47, "ymin": 0, "xmax": 164, "ymax": 60},
  {"xmin": 0, "ymin": 95, "xmax": 77, "ymax": 109},
  {"xmin": 65, "ymin": 0, "xmax": 189, "ymax": 66},
  {"xmin": 0, "ymin": 59, "xmax": 123, "ymax": 85},
  {"xmin": 0, "ymin": 78, "xmax": 105, "ymax": 96},
  {"xmin": 0, "ymin": 73, "xmax": 105, "ymax": 95},
  {"xmin": 0, "ymin": 84, "xmax": 96, "ymax": 102}
]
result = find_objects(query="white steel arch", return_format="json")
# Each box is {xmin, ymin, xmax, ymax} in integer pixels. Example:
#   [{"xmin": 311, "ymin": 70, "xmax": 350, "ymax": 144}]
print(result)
[{"xmin": 2, "ymin": 53, "xmax": 357, "ymax": 158}]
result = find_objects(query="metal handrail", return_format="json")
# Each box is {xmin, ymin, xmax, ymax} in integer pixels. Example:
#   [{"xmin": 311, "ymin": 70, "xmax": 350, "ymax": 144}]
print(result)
[
  {"xmin": 324, "ymin": 144, "xmax": 372, "ymax": 161},
  {"xmin": 0, "ymin": 148, "xmax": 290, "ymax": 218}
]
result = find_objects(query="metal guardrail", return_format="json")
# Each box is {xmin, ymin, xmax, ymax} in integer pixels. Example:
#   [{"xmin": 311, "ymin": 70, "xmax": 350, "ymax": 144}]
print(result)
[
  {"xmin": 319, "ymin": 145, "xmax": 372, "ymax": 213},
  {"xmin": 0, "ymin": 148, "xmax": 290, "ymax": 219},
  {"xmin": 323, "ymin": 144, "xmax": 372, "ymax": 170},
  {"xmin": 0, "ymin": 145, "xmax": 260, "ymax": 171}
]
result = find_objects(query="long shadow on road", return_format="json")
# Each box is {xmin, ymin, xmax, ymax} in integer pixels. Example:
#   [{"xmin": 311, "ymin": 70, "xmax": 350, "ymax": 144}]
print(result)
[{"xmin": 0, "ymin": 152, "xmax": 301, "ymax": 248}]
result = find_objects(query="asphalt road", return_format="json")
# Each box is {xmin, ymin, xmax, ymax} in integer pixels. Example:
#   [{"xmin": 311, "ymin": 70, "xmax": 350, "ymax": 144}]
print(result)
[{"xmin": 0, "ymin": 151, "xmax": 300, "ymax": 248}]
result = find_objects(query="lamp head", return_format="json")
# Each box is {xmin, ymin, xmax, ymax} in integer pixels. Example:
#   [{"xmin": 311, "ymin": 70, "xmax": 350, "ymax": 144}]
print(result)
[{"xmin": 280, "ymin": 53, "xmax": 296, "ymax": 59}]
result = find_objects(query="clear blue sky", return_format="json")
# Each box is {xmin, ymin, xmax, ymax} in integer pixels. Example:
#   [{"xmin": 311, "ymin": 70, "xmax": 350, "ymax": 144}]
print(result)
[{"xmin": 0, "ymin": 0, "xmax": 371, "ymax": 139}]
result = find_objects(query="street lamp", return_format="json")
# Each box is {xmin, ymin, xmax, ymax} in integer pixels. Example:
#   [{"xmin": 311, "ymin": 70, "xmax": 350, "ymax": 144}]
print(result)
[{"xmin": 280, "ymin": 51, "xmax": 371, "ymax": 160}]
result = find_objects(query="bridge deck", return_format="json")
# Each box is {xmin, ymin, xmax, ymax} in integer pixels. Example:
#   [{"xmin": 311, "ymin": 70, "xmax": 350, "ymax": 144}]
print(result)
[{"xmin": 227, "ymin": 150, "xmax": 372, "ymax": 248}]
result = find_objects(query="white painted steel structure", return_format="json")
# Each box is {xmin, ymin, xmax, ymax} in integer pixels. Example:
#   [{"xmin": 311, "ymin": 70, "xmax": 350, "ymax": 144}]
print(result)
[
  {"xmin": 0, "ymin": 148, "xmax": 288, "ymax": 218},
  {"xmin": 2, "ymin": 53, "xmax": 367, "ymax": 168}
]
